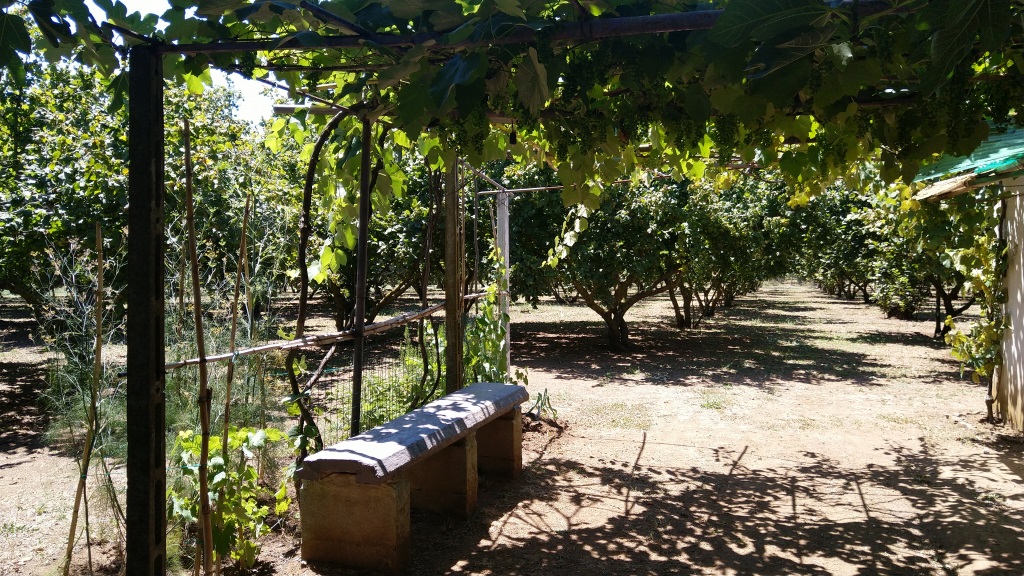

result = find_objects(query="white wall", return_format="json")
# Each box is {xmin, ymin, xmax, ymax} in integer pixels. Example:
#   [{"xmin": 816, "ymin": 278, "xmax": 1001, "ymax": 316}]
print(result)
[{"xmin": 998, "ymin": 178, "xmax": 1024, "ymax": 431}]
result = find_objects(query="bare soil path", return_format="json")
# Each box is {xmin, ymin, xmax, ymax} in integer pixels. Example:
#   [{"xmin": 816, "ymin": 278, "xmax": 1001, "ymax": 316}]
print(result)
[
  {"xmin": 488, "ymin": 281, "xmax": 1024, "ymax": 576},
  {"xmin": 2, "ymin": 280, "xmax": 1022, "ymax": 575},
  {"xmin": 0, "ymin": 296, "xmax": 79, "ymax": 573}
]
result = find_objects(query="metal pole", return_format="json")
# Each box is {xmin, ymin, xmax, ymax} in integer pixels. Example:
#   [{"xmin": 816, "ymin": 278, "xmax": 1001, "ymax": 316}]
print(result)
[
  {"xmin": 460, "ymin": 161, "xmax": 513, "ymax": 376},
  {"xmin": 496, "ymin": 190, "xmax": 511, "ymax": 375},
  {"xmin": 351, "ymin": 118, "xmax": 372, "ymax": 435},
  {"xmin": 126, "ymin": 44, "xmax": 166, "ymax": 576}
]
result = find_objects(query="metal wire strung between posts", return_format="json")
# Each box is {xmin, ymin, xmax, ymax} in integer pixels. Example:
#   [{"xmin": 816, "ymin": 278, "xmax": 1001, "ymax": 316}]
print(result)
[
  {"xmin": 476, "ymin": 173, "xmax": 674, "ymax": 196},
  {"xmin": 161, "ymin": 292, "xmax": 487, "ymax": 372}
]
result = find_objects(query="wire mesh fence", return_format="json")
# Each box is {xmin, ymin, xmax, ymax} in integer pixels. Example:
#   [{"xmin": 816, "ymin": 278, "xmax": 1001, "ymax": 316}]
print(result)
[
  {"xmin": 163, "ymin": 293, "xmax": 495, "ymax": 448},
  {"xmin": 307, "ymin": 318, "xmax": 448, "ymax": 446}
]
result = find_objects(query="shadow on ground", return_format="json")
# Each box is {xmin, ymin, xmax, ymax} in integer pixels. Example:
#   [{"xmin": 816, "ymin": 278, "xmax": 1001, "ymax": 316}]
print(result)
[
  {"xmin": 413, "ymin": 438, "xmax": 1021, "ymax": 575},
  {"xmin": 0, "ymin": 296, "xmax": 48, "ymax": 452},
  {"xmin": 297, "ymin": 430, "xmax": 1023, "ymax": 576},
  {"xmin": 0, "ymin": 361, "xmax": 48, "ymax": 451},
  {"xmin": 512, "ymin": 290, "xmax": 959, "ymax": 389}
]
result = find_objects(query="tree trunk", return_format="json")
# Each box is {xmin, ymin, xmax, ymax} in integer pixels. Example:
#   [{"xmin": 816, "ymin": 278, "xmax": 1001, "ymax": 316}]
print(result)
[
  {"xmin": 723, "ymin": 287, "xmax": 736, "ymax": 308},
  {"xmin": 0, "ymin": 277, "xmax": 44, "ymax": 323},
  {"xmin": 933, "ymin": 280, "xmax": 975, "ymax": 338},
  {"xmin": 698, "ymin": 285, "xmax": 718, "ymax": 317},
  {"xmin": 326, "ymin": 280, "xmax": 354, "ymax": 331},
  {"xmin": 602, "ymin": 311, "xmax": 631, "ymax": 352},
  {"xmin": 668, "ymin": 285, "xmax": 694, "ymax": 329}
]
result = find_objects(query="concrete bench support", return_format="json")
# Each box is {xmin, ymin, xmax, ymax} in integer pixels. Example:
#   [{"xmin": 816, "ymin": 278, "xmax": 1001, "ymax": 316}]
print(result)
[
  {"xmin": 407, "ymin": 435, "xmax": 477, "ymax": 516},
  {"xmin": 299, "ymin": 473, "xmax": 410, "ymax": 573},
  {"xmin": 297, "ymin": 382, "xmax": 528, "ymax": 573},
  {"xmin": 477, "ymin": 406, "xmax": 522, "ymax": 479}
]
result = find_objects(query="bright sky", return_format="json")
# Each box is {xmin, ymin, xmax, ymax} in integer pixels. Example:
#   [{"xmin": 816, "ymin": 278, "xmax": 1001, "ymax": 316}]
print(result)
[{"xmin": 112, "ymin": 0, "xmax": 276, "ymax": 124}]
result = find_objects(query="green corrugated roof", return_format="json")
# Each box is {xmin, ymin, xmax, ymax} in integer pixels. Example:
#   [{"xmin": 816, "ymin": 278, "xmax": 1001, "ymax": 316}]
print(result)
[{"xmin": 914, "ymin": 125, "xmax": 1024, "ymax": 183}]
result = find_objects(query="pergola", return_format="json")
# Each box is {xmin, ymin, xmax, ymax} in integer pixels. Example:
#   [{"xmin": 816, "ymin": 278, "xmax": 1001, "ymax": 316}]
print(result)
[{"xmin": 121, "ymin": 2, "xmax": 897, "ymax": 573}]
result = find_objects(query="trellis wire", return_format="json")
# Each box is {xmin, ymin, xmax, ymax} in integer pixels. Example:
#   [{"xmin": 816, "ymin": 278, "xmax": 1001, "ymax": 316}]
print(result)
[{"xmin": 162, "ymin": 293, "xmax": 484, "ymax": 372}]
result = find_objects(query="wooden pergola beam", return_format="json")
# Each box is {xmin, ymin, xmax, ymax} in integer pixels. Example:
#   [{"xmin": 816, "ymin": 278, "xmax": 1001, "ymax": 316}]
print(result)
[{"xmin": 154, "ymin": 1, "xmax": 899, "ymax": 57}]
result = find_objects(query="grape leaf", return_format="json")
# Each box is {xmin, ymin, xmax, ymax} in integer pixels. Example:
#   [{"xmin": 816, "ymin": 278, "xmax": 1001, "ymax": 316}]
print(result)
[
  {"xmin": 711, "ymin": 0, "xmax": 829, "ymax": 47},
  {"xmin": 429, "ymin": 51, "xmax": 485, "ymax": 108},
  {"xmin": 514, "ymin": 47, "xmax": 548, "ymax": 115},
  {"xmin": 0, "ymin": 13, "xmax": 31, "ymax": 68}
]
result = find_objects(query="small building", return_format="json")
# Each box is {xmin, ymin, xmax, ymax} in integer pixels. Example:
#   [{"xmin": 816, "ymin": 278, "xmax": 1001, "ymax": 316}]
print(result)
[{"xmin": 915, "ymin": 127, "xmax": 1024, "ymax": 431}]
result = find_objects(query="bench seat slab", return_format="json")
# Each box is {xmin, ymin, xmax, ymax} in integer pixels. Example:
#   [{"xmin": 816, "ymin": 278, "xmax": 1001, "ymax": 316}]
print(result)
[{"xmin": 297, "ymin": 382, "xmax": 529, "ymax": 483}]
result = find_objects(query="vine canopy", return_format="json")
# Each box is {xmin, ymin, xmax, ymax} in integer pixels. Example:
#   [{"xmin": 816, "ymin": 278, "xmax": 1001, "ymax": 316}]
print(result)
[{"xmin": 6, "ymin": 0, "xmax": 1024, "ymax": 205}]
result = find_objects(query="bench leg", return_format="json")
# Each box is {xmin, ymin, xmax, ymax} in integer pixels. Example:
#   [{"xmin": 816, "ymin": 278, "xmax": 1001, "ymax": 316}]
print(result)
[
  {"xmin": 477, "ymin": 406, "xmax": 523, "ymax": 479},
  {"xmin": 405, "ymin": 434, "xmax": 479, "ymax": 517},
  {"xmin": 299, "ymin": 473, "xmax": 410, "ymax": 574}
]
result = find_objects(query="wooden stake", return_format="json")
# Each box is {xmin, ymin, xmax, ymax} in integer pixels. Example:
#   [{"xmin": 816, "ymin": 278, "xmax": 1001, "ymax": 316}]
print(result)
[
  {"xmin": 184, "ymin": 118, "xmax": 214, "ymax": 575},
  {"xmin": 214, "ymin": 192, "xmax": 250, "ymax": 576},
  {"xmin": 444, "ymin": 161, "xmax": 464, "ymax": 393},
  {"xmin": 222, "ymin": 194, "xmax": 251, "ymax": 455}
]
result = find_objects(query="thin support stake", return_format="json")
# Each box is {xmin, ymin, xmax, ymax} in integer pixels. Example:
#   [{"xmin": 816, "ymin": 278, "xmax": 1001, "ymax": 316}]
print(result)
[
  {"xmin": 184, "ymin": 118, "xmax": 213, "ymax": 575},
  {"xmin": 215, "ymin": 191, "xmax": 251, "ymax": 576},
  {"xmin": 222, "ymin": 192, "xmax": 251, "ymax": 451}
]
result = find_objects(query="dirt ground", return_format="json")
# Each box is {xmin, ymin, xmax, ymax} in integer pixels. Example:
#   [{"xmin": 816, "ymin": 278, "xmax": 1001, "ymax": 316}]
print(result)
[{"xmin": 2, "ymin": 280, "xmax": 1023, "ymax": 575}]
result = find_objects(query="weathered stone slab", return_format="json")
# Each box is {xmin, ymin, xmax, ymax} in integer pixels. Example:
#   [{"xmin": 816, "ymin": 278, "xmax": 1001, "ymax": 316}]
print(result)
[{"xmin": 297, "ymin": 382, "xmax": 528, "ymax": 483}]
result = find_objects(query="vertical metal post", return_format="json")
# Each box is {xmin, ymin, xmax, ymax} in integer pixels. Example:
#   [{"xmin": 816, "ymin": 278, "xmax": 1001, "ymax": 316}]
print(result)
[
  {"xmin": 444, "ymin": 163, "xmax": 464, "ymax": 393},
  {"xmin": 496, "ymin": 190, "xmax": 511, "ymax": 375},
  {"xmin": 350, "ymin": 118, "xmax": 372, "ymax": 435},
  {"xmin": 126, "ymin": 44, "xmax": 166, "ymax": 576}
]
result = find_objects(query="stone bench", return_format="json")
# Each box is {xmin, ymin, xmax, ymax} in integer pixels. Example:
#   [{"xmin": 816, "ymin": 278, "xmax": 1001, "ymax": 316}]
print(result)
[{"xmin": 296, "ymin": 381, "xmax": 529, "ymax": 573}]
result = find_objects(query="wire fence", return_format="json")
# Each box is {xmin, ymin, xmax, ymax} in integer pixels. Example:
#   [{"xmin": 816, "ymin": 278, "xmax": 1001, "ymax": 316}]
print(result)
[
  {"xmin": 165, "ymin": 293, "xmax": 492, "ymax": 447},
  {"xmin": 307, "ymin": 318, "xmax": 448, "ymax": 446}
]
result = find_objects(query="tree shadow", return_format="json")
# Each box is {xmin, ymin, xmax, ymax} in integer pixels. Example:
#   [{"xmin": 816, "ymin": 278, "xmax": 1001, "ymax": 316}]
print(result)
[
  {"xmin": 0, "ymin": 361, "xmax": 47, "ymax": 452},
  {"xmin": 966, "ymin": 432, "xmax": 1024, "ymax": 488},
  {"xmin": 0, "ymin": 296, "xmax": 49, "ymax": 453},
  {"xmin": 513, "ymin": 321, "xmax": 952, "ymax": 390},
  {"xmin": 848, "ymin": 331, "xmax": 947, "ymax": 347},
  {"xmin": 512, "ymin": 287, "xmax": 962, "ymax": 390},
  {"xmin": 0, "ymin": 295, "xmax": 39, "ymax": 348},
  {"xmin": 390, "ymin": 437, "xmax": 1023, "ymax": 575}
]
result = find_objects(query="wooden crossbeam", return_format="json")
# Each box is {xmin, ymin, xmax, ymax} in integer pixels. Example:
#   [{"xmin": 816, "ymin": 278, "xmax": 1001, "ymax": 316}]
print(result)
[{"xmin": 157, "ymin": 2, "xmax": 899, "ymax": 56}]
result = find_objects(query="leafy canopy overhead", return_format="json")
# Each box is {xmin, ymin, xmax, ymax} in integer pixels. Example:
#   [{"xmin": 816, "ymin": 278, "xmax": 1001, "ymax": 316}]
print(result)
[{"xmin": 8, "ymin": 0, "xmax": 1024, "ymax": 202}]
